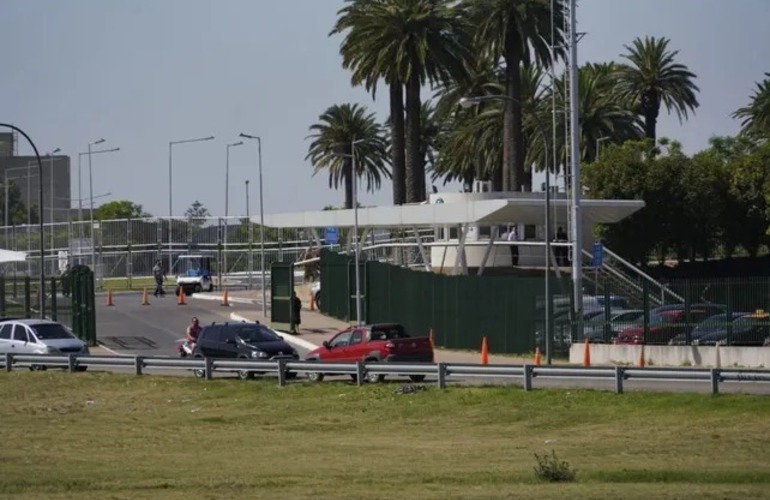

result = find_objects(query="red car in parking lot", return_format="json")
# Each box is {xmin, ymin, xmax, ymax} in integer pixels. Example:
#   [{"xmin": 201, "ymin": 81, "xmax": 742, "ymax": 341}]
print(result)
[{"xmin": 614, "ymin": 307, "xmax": 721, "ymax": 345}]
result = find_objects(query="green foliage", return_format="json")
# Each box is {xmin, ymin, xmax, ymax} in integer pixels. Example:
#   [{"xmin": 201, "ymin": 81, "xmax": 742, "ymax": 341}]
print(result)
[
  {"xmin": 533, "ymin": 450, "xmax": 576, "ymax": 482},
  {"xmin": 733, "ymin": 72, "xmax": 770, "ymax": 140},
  {"xmin": 95, "ymin": 200, "xmax": 149, "ymax": 221},
  {"xmin": 0, "ymin": 180, "xmax": 33, "ymax": 225}
]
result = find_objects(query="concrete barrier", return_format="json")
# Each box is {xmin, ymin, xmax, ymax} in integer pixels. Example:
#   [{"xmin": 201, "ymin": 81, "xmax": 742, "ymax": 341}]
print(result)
[{"xmin": 569, "ymin": 344, "xmax": 770, "ymax": 368}]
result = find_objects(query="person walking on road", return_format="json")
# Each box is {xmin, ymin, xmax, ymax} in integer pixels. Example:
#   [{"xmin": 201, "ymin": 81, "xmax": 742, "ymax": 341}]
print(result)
[{"xmin": 153, "ymin": 260, "xmax": 166, "ymax": 297}]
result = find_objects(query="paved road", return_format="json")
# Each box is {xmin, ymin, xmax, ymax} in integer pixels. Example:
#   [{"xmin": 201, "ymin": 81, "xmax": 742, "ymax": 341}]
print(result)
[{"xmin": 95, "ymin": 292, "xmax": 263, "ymax": 357}]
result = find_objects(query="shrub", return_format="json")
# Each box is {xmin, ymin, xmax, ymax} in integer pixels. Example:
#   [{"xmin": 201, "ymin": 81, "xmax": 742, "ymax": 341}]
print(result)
[{"xmin": 533, "ymin": 450, "xmax": 576, "ymax": 482}]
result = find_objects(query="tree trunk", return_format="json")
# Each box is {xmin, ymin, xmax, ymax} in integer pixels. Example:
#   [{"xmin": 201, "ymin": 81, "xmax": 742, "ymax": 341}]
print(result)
[
  {"xmin": 504, "ymin": 31, "xmax": 525, "ymax": 192},
  {"xmin": 642, "ymin": 92, "xmax": 659, "ymax": 143},
  {"xmin": 405, "ymin": 72, "xmax": 423, "ymax": 203},
  {"xmin": 343, "ymin": 156, "xmax": 353, "ymax": 210},
  {"xmin": 389, "ymin": 82, "xmax": 406, "ymax": 205}
]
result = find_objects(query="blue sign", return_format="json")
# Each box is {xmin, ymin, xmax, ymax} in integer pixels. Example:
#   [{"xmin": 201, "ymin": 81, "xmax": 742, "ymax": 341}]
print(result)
[
  {"xmin": 591, "ymin": 242, "xmax": 604, "ymax": 268},
  {"xmin": 324, "ymin": 227, "xmax": 340, "ymax": 244}
]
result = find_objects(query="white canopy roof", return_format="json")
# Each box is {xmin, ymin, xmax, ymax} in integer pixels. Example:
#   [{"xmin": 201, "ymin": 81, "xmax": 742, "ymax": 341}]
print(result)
[
  {"xmin": 259, "ymin": 197, "xmax": 644, "ymax": 229},
  {"xmin": 0, "ymin": 249, "xmax": 26, "ymax": 263}
]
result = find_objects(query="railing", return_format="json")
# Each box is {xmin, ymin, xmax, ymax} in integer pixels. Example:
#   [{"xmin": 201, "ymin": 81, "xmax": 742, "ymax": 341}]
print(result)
[{"xmin": 3, "ymin": 353, "xmax": 769, "ymax": 394}]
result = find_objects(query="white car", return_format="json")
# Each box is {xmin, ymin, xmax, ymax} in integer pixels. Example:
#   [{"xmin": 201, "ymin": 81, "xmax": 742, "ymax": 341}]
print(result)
[{"xmin": 0, "ymin": 319, "xmax": 89, "ymax": 370}]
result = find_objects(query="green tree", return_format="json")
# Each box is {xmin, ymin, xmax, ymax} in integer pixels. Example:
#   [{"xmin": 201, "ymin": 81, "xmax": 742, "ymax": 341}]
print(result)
[
  {"xmin": 306, "ymin": 103, "xmax": 389, "ymax": 209},
  {"xmin": 332, "ymin": 0, "xmax": 472, "ymax": 204},
  {"xmin": 616, "ymin": 36, "xmax": 700, "ymax": 143},
  {"xmin": 732, "ymin": 72, "xmax": 770, "ymax": 140},
  {"xmin": 95, "ymin": 200, "xmax": 149, "ymax": 221},
  {"xmin": 466, "ymin": 0, "xmax": 564, "ymax": 191},
  {"xmin": 0, "ymin": 180, "xmax": 29, "ymax": 226}
]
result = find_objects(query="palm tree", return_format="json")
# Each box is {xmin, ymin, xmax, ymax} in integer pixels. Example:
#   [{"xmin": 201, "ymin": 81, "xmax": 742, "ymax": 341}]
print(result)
[
  {"xmin": 616, "ymin": 36, "xmax": 699, "ymax": 143},
  {"xmin": 467, "ymin": 0, "xmax": 564, "ymax": 192},
  {"xmin": 332, "ymin": 0, "xmax": 472, "ymax": 204},
  {"xmin": 733, "ymin": 73, "xmax": 770, "ymax": 140},
  {"xmin": 306, "ymin": 103, "xmax": 390, "ymax": 209}
]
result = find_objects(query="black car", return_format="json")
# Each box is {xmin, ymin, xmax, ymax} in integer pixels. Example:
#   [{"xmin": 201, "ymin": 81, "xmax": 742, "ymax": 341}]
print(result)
[{"xmin": 192, "ymin": 322, "xmax": 299, "ymax": 380}]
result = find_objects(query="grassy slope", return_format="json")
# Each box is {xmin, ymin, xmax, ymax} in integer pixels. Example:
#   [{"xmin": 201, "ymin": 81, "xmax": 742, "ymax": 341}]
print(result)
[{"xmin": 0, "ymin": 372, "xmax": 769, "ymax": 499}]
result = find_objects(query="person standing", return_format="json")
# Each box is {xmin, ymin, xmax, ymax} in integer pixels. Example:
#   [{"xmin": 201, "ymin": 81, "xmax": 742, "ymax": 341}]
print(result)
[
  {"xmin": 152, "ymin": 260, "xmax": 166, "ymax": 297},
  {"xmin": 290, "ymin": 291, "xmax": 302, "ymax": 334},
  {"xmin": 507, "ymin": 225, "xmax": 519, "ymax": 266}
]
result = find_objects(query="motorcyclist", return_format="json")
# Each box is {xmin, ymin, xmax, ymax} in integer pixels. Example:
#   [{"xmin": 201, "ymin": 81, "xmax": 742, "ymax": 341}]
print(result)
[{"xmin": 185, "ymin": 317, "xmax": 202, "ymax": 350}]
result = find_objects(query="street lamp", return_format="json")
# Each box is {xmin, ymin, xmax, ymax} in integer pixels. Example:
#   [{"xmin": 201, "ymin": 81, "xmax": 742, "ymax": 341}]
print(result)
[
  {"xmin": 87, "ymin": 139, "xmax": 119, "ymax": 272},
  {"xmin": 239, "ymin": 133, "xmax": 266, "ymax": 317},
  {"xmin": 245, "ymin": 179, "xmax": 252, "ymax": 291},
  {"xmin": 460, "ymin": 94, "xmax": 554, "ymax": 363},
  {"xmin": 0, "ymin": 123, "xmax": 47, "ymax": 318},
  {"xmin": 168, "ymin": 135, "xmax": 215, "ymax": 273},
  {"xmin": 224, "ymin": 141, "xmax": 243, "ymax": 280},
  {"xmin": 332, "ymin": 138, "xmax": 369, "ymax": 327},
  {"xmin": 77, "ymin": 147, "xmax": 120, "ymax": 263}
]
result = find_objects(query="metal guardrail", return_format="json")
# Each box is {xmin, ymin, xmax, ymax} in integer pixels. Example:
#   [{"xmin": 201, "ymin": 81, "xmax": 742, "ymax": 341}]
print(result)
[{"xmin": 3, "ymin": 353, "xmax": 770, "ymax": 394}]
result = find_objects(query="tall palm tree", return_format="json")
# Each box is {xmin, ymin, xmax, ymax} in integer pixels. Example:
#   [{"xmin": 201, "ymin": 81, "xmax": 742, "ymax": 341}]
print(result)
[
  {"xmin": 616, "ymin": 36, "xmax": 699, "ymax": 143},
  {"xmin": 733, "ymin": 73, "xmax": 770, "ymax": 140},
  {"xmin": 466, "ymin": 0, "xmax": 564, "ymax": 192},
  {"xmin": 332, "ymin": 0, "xmax": 472, "ymax": 204},
  {"xmin": 306, "ymin": 103, "xmax": 390, "ymax": 209}
]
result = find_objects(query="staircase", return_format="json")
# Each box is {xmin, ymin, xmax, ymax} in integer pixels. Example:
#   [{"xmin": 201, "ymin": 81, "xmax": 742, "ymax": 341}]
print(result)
[{"xmin": 581, "ymin": 246, "xmax": 684, "ymax": 308}]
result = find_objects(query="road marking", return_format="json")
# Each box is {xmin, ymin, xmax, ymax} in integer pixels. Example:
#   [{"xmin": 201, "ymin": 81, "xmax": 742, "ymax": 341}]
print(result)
[
  {"xmin": 191, "ymin": 293, "xmax": 256, "ymax": 305},
  {"xmin": 229, "ymin": 312, "xmax": 318, "ymax": 350}
]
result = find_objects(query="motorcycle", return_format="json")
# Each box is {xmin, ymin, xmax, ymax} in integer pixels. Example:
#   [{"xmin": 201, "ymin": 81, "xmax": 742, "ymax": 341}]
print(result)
[{"xmin": 177, "ymin": 339, "xmax": 195, "ymax": 358}]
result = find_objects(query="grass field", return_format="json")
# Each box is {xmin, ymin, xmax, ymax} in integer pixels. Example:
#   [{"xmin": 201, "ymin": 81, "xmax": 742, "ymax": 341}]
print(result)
[{"xmin": 1, "ymin": 372, "xmax": 769, "ymax": 499}]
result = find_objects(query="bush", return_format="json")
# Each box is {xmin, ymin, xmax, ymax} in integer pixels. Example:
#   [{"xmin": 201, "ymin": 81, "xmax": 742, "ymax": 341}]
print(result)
[{"xmin": 533, "ymin": 450, "xmax": 576, "ymax": 482}]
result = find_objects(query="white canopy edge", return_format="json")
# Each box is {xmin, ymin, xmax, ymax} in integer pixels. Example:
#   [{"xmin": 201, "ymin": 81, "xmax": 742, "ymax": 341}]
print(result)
[
  {"xmin": 258, "ymin": 198, "xmax": 645, "ymax": 229},
  {"xmin": 0, "ymin": 249, "xmax": 27, "ymax": 263}
]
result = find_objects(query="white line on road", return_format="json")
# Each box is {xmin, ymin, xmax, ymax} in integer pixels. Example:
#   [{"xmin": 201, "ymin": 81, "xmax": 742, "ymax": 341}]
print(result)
[{"xmin": 191, "ymin": 293, "xmax": 256, "ymax": 305}]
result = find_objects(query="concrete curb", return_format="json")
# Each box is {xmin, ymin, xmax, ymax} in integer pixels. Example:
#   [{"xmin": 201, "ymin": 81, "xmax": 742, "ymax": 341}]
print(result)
[
  {"xmin": 191, "ymin": 293, "xmax": 255, "ymax": 305},
  {"xmin": 229, "ymin": 312, "xmax": 319, "ymax": 351}
]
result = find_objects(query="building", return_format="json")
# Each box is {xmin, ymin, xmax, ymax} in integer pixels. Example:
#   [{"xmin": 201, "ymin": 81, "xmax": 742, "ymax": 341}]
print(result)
[{"xmin": 0, "ymin": 131, "xmax": 72, "ymax": 224}]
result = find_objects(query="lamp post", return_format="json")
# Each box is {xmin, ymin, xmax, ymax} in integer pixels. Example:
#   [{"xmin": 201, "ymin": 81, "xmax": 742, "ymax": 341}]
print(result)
[
  {"xmin": 224, "ymin": 141, "xmax": 243, "ymax": 281},
  {"xmin": 168, "ymin": 135, "xmax": 215, "ymax": 273},
  {"xmin": 245, "ymin": 179, "xmax": 252, "ymax": 290},
  {"xmin": 77, "ymin": 147, "xmax": 120, "ymax": 264},
  {"xmin": 239, "ymin": 133, "xmax": 266, "ymax": 317},
  {"xmin": 568, "ymin": 0, "xmax": 583, "ymax": 322},
  {"xmin": 47, "ymin": 148, "xmax": 61, "ymax": 266},
  {"xmin": 459, "ymin": 95, "xmax": 554, "ymax": 363},
  {"xmin": 0, "ymin": 123, "xmax": 47, "ymax": 318}
]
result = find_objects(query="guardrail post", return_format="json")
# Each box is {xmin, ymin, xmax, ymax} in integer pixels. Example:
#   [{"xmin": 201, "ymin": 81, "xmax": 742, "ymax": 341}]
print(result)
[
  {"xmin": 436, "ymin": 363, "xmax": 447, "ymax": 390},
  {"xmin": 355, "ymin": 361, "xmax": 364, "ymax": 387},
  {"xmin": 67, "ymin": 354, "xmax": 76, "ymax": 373},
  {"xmin": 614, "ymin": 366, "xmax": 625, "ymax": 394},
  {"xmin": 204, "ymin": 357, "xmax": 213, "ymax": 380},
  {"xmin": 277, "ymin": 359, "xmax": 287, "ymax": 387},
  {"xmin": 523, "ymin": 364, "xmax": 533, "ymax": 391},
  {"xmin": 710, "ymin": 369, "xmax": 720, "ymax": 395},
  {"xmin": 134, "ymin": 356, "xmax": 144, "ymax": 376},
  {"xmin": 4, "ymin": 353, "xmax": 12, "ymax": 372}
]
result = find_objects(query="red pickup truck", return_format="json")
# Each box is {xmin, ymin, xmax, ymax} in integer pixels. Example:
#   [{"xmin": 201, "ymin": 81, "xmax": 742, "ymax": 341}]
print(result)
[{"xmin": 305, "ymin": 323, "xmax": 434, "ymax": 383}]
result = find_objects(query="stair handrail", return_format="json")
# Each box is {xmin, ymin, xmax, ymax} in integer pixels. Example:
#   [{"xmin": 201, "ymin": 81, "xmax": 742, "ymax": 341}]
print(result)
[
  {"xmin": 599, "ymin": 246, "xmax": 684, "ymax": 303},
  {"xmin": 582, "ymin": 249, "xmax": 644, "ymax": 296}
]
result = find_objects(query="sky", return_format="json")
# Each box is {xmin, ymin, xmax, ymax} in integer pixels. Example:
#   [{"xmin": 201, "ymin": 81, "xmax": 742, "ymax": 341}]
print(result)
[{"xmin": 1, "ymin": 0, "xmax": 768, "ymax": 218}]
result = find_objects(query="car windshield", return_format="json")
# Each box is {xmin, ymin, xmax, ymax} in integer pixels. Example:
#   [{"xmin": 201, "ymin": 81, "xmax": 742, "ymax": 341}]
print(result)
[
  {"xmin": 234, "ymin": 325, "xmax": 281, "ymax": 343},
  {"xmin": 31, "ymin": 323, "xmax": 75, "ymax": 340},
  {"xmin": 370, "ymin": 325, "xmax": 409, "ymax": 340}
]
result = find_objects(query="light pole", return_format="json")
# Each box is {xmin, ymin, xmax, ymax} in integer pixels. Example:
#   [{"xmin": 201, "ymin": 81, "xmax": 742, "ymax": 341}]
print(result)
[
  {"xmin": 168, "ymin": 135, "xmax": 215, "ymax": 273},
  {"xmin": 47, "ymin": 148, "xmax": 61, "ymax": 265},
  {"xmin": 568, "ymin": 0, "xmax": 583, "ymax": 323},
  {"xmin": 245, "ymin": 179, "xmax": 252, "ymax": 290},
  {"xmin": 239, "ymin": 133, "xmax": 266, "ymax": 317},
  {"xmin": 224, "ymin": 141, "xmax": 243, "ymax": 281},
  {"xmin": 77, "ymin": 147, "xmax": 120, "ymax": 263},
  {"xmin": 460, "ymin": 94, "xmax": 554, "ymax": 363},
  {"xmin": 596, "ymin": 136, "xmax": 610, "ymax": 160},
  {"xmin": 87, "ymin": 138, "xmax": 105, "ymax": 270},
  {"xmin": 0, "ymin": 123, "xmax": 47, "ymax": 318}
]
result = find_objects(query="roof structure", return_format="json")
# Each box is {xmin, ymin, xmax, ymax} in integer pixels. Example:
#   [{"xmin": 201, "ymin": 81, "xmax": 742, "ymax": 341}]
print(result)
[{"xmin": 259, "ymin": 198, "xmax": 645, "ymax": 229}]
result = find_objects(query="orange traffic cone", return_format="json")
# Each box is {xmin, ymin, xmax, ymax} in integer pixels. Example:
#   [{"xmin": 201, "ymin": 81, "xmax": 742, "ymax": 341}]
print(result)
[
  {"xmin": 429, "ymin": 328, "xmax": 435, "ymax": 349},
  {"xmin": 481, "ymin": 336, "xmax": 489, "ymax": 365},
  {"xmin": 638, "ymin": 344, "xmax": 645, "ymax": 368},
  {"xmin": 106, "ymin": 288, "xmax": 114, "ymax": 307},
  {"xmin": 534, "ymin": 346, "xmax": 542, "ymax": 366},
  {"xmin": 221, "ymin": 289, "xmax": 230, "ymax": 307},
  {"xmin": 177, "ymin": 290, "xmax": 187, "ymax": 306},
  {"xmin": 582, "ymin": 338, "xmax": 590, "ymax": 367},
  {"xmin": 309, "ymin": 292, "xmax": 315, "ymax": 311},
  {"xmin": 141, "ymin": 288, "xmax": 150, "ymax": 306}
]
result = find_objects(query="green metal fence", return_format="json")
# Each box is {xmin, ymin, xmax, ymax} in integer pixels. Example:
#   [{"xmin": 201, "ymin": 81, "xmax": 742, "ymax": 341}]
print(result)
[{"xmin": 319, "ymin": 249, "xmax": 573, "ymax": 355}]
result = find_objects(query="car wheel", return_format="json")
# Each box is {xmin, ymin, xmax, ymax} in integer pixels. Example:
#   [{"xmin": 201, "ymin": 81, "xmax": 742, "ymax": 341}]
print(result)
[
  {"xmin": 194, "ymin": 284, "xmax": 202, "ymax": 293},
  {"xmin": 285, "ymin": 371, "xmax": 298, "ymax": 380},
  {"xmin": 193, "ymin": 355, "xmax": 205, "ymax": 379},
  {"xmin": 307, "ymin": 371, "xmax": 324, "ymax": 382},
  {"xmin": 28, "ymin": 364, "xmax": 47, "ymax": 372},
  {"xmin": 207, "ymin": 283, "xmax": 214, "ymax": 292},
  {"xmin": 408, "ymin": 375, "xmax": 426, "ymax": 383},
  {"xmin": 365, "ymin": 361, "xmax": 384, "ymax": 384},
  {"xmin": 238, "ymin": 370, "xmax": 254, "ymax": 380},
  {"xmin": 75, "ymin": 366, "xmax": 88, "ymax": 372}
]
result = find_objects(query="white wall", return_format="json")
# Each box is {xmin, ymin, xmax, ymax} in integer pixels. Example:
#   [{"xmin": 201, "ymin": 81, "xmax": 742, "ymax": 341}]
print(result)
[{"xmin": 569, "ymin": 344, "xmax": 770, "ymax": 368}]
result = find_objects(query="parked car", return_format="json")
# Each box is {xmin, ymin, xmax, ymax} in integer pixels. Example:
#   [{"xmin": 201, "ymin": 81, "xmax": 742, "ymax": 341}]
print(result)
[
  {"xmin": 669, "ymin": 312, "xmax": 751, "ymax": 345},
  {"xmin": 692, "ymin": 310, "xmax": 770, "ymax": 346},
  {"xmin": 305, "ymin": 323, "xmax": 433, "ymax": 383},
  {"xmin": 582, "ymin": 309, "xmax": 645, "ymax": 343},
  {"xmin": 192, "ymin": 321, "xmax": 299, "ymax": 380},
  {"xmin": 614, "ymin": 304, "xmax": 725, "ymax": 345},
  {"xmin": 0, "ymin": 319, "xmax": 89, "ymax": 371}
]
